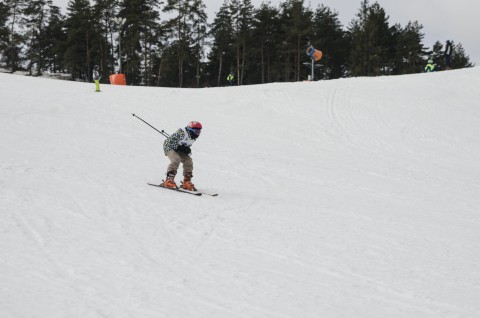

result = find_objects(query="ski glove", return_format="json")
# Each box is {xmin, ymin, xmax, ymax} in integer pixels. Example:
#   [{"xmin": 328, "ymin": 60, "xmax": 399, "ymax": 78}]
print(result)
[{"xmin": 176, "ymin": 145, "xmax": 191, "ymax": 155}]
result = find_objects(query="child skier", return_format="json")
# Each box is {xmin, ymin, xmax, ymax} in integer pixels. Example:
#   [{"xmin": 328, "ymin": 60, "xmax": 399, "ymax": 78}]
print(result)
[
  {"xmin": 425, "ymin": 59, "xmax": 435, "ymax": 72},
  {"xmin": 92, "ymin": 65, "xmax": 101, "ymax": 92},
  {"xmin": 227, "ymin": 72, "xmax": 234, "ymax": 86},
  {"xmin": 161, "ymin": 121, "xmax": 202, "ymax": 191}
]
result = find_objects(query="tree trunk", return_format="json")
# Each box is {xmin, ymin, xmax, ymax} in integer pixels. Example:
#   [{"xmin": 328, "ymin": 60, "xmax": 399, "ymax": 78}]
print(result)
[
  {"xmin": 196, "ymin": 58, "xmax": 200, "ymax": 88},
  {"xmin": 9, "ymin": 0, "xmax": 18, "ymax": 72},
  {"xmin": 241, "ymin": 38, "xmax": 246, "ymax": 85},
  {"xmin": 157, "ymin": 56, "xmax": 163, "ymax": 86},
  {"xmin": 261, "ymin": 40, "xmax": 265, "ymax": 84},
  {"xmin": 296, "ymin": 35, "xmax": 300, "ymax": 81},
  {"xmin": 86, "ymin": 28, "xmax": 90, "ymax": 82},
  {"xmin": 217, "ymin": 53, "xmax": 223, "ymax": 87},
  {"xmin": 236, "ymin": 43, "xmax": 240, "ymax": 85}
]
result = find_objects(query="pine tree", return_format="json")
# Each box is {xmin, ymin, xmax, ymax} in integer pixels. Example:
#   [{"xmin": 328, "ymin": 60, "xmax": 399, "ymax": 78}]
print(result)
[
  {"xmin": 163, "ymin": 0, "xmax": 186, "ymax": 87},
  {"xmin": 42, "ymin": 4, "xmax": 66, "ymax": 73},
  {"xmin": 92, "ymin": 0, "xmax": 119, "ymax": 79},
  {"xmin": 279, "ymin": 0, "xmax": 313, "ymax": 81},
  {"xmin": 63, "ymin": 0, "xmax": 97, "ymax": 80},
  {"xmin": 163, "ymin": 0, "xmax": 206, "ymax": 87},
  {"xmin": 229, "ymin": 0, "xmax": 254, "ymax": 85},
  {"xmin": 395, "ymin": 21, "xmax": 426, "ymax": 74},
  {"xmin": 207, "ymin": 0, "xmax": 234, "ymax": 87},
  {"xmin": 429, "ymin": 41, "xmax": 444, "ymax": 70},
  {"xmin": 189, "ymin": 0, "xmax": 208, "ymax": 87},
  {"xmin": 349, "ymin": 0, "xmax": 392, "ymax": 76},
  {"xmin": 22, "ymin": 0, "xmax": 51, "ymax": 75},
  {"xmin": 0, "ymin": 2, "xmax": 10, "ymax": 66},
  {"xmin": 118, "ymin": 0, "xmax": 161, "ymax": 85},
  {"xmin": 3, "ymin": 0, "xmax": 28, "ymax": 71},
  {"xmin": 251, "ymin": 3, "xmax": 281, "ymax": 83},
  {"xmin": 311, "ymin": 5, "xmax": 349, "ymax": 79},
  {"xmin": 451, "ymin": 42, "xmax": 474, "ymax": 69}
]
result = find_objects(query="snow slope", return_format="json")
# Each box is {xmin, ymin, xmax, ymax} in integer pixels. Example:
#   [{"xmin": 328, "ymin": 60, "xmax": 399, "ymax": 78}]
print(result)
[{"xmin": 1, "ymin": 69, "xmax": 480, "ymax": 318}]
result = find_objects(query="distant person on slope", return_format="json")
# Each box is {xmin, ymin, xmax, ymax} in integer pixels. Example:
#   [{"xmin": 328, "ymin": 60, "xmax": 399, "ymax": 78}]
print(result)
[
  {"xmin": 425, "ymin": 59, "xmax": 435, "ymax": 72},
  {"xmin": 444, "ymin": 40, "xmax": 453, "ymax": 70},
  {"xmin": 227, "ymin": 72, "xmax": 235, "ymax": 86},
  {"xmin": 93, "ymin": 65, "xmax": 101, "ymax": 92},
  {"xmin": 161, "ymin": 121, "xmax": 202, "ymax": 191}
]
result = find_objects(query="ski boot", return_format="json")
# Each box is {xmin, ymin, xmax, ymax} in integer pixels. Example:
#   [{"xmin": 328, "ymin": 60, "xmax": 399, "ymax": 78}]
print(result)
[
  {"xmin": 162, "ymin": 170, "xmax": 178, "ymax": 189},
  {"xmin": 181, "ymin": 173, "xmax": 197, "ymax": 191}
]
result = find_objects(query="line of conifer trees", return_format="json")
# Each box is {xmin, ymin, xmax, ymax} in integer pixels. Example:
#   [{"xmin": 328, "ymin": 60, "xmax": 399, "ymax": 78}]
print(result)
[{"xmin": 0, "ymin": 0, "xmax": 473, "ymax": 87}]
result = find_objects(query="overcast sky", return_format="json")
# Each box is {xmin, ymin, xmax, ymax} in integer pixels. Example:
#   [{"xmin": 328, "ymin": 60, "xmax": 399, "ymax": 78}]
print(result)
[{"xmin": 54, "ymin": 0, "xmax": 478, "ymax": 64}]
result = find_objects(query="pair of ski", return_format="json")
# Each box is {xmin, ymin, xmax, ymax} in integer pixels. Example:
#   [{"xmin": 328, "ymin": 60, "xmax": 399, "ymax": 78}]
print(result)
[{"xmin": 148, "ymin": 183, "xmax": 218, "ymax": 196}]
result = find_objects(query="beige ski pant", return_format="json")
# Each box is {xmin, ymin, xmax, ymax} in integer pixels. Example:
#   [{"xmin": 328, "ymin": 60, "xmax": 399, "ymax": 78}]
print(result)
[{"xmin": 166, "ymin": 150, "xmax": 193, "ymax": 176}]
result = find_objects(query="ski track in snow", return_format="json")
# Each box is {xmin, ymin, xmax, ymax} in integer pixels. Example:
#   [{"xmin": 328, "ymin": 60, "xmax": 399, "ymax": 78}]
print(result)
[{"xmin": 1, "ymin": 69, "xmax": 480, "ymax": 317}]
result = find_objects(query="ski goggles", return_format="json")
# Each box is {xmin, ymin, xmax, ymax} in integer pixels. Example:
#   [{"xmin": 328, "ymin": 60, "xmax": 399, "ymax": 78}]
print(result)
[{"xmin": 188, "ymin": 127, "xmax": 201, "ymax": 135}]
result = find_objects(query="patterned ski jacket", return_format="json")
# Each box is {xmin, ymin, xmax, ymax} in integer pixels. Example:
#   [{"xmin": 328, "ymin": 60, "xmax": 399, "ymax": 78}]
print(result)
[
  {"xmin": 163, "ymin": 128, "xmax": 195, "ymax": 155},
  {"xmin": 93, "ymin": 69, "xmax": 100, "ymax": 81}
]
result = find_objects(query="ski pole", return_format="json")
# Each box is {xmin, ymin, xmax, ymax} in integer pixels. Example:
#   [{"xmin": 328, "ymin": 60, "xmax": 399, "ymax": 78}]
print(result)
[{"xmin": 132, "ymin": 113, "xmax": 170, "ymax": 137}]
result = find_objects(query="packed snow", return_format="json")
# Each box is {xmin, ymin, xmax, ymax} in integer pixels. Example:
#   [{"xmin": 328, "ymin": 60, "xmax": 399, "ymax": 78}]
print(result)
[{"xmin": 1, "ymin": 68, "xmax": 480, "ymax": 318}]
